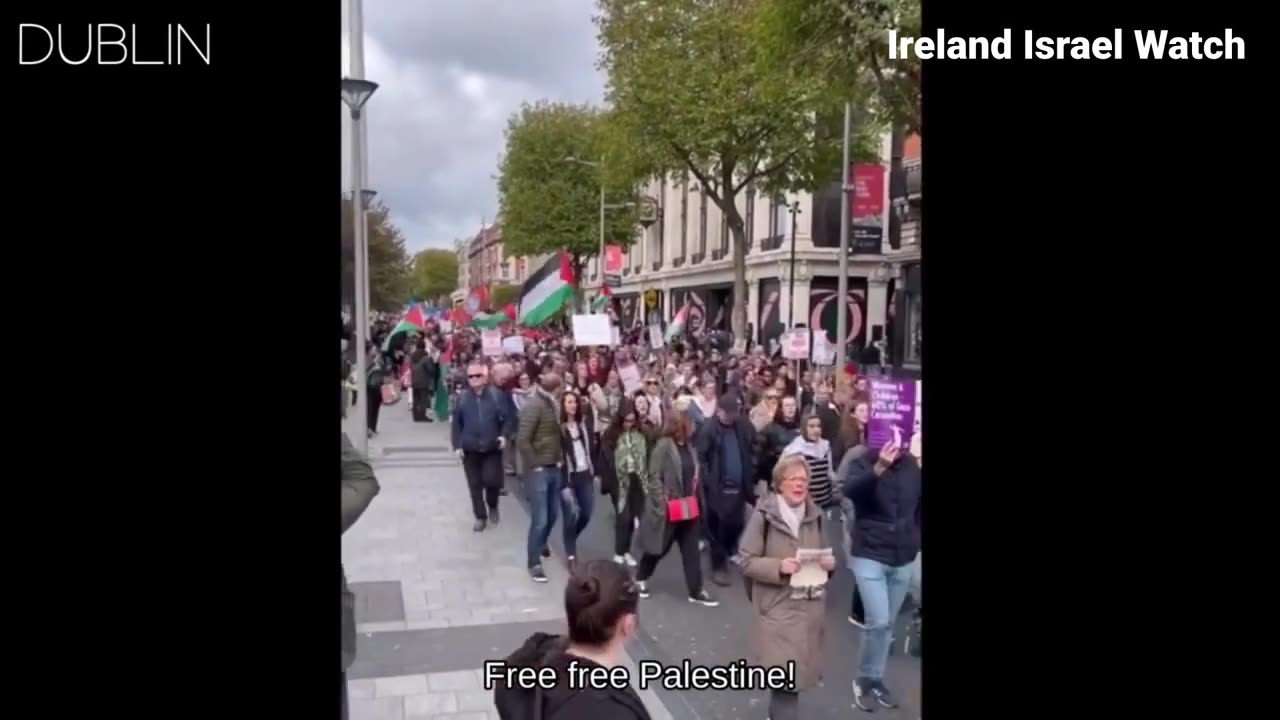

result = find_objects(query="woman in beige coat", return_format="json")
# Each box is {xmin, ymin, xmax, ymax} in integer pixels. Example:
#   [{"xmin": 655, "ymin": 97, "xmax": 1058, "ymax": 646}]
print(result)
[{"xmin": 736, "ymin": 454, "xmax": 836, "ymax": 720}]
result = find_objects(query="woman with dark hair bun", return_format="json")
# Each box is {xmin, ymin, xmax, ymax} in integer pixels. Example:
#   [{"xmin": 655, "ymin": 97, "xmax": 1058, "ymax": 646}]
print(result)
[{"xmin": 493, "ymin": 560, "xmax": 652, "ymax": 720}]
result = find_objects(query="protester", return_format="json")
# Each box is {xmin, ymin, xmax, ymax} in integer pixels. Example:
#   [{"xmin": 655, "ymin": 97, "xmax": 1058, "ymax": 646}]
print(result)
[
  {"xmin": 600, "ymin": 399, "xmax": 646, "ymax": 567},
  {"xmin": 559, "ymin": 391, "xmax": 597, "ymax": 573},
  {"xmin": 451, "ymin": 362, "xmax": 515, "ymax": 532},
  {"xmin": 783, "ymin": 412, "xmax": 836, "ymax": 511},
  {"xmin": 365, "ymin": 341, "xmax": 386, "ymax": 437},
  {"xmin": 693, "ymin": 393, "xmax": 756, "ymax": 586},
  {"xmin": 493, "ymin": 560, "xmax": 651, "ymax": 720},
  {"xmin": 642, "ymin": 375, "xmax": 665, "ymax": 427},
  {"xmin": 409, "ymin": 343, "xmax": 438, "ymax": 422},
  {"xmin": 761, "ymin": 395, "xmax": 802, "ymax": 479},
  {"xmin": 736, "ymin": 454, "xmax": 835, "ymax": 720},
  {"xmin": 844, "ymin": 430, "xmax": 923, "ymax": 711},
  {"xmin": 687, "ymin": 377, "xmax": 719, "ymax": 431},
  {"xmin": 518, "ymin": 371, "xmax": 565, "ymax": 582},
  {"xmin": 635, "ymin": 411, "xmax": 718, "ymax": 607},
  {"xmin": 587, "ymin": 371, "xmax": 623, "ymax": 439},
  {"xmin": 341, "ymin": 433, "xmax": 379, "ymax": 720}
]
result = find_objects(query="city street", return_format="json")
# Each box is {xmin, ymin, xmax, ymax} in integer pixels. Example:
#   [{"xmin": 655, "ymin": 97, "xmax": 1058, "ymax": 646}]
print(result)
[{"xmin": 343, "ymin": 404, "xmax": 919, "ymax": 719}]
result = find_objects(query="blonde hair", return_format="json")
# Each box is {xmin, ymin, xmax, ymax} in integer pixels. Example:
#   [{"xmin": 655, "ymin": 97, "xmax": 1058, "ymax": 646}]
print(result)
[{"xmin": 771, "ymin": 454, "xmax": 811, "ymax": 491}]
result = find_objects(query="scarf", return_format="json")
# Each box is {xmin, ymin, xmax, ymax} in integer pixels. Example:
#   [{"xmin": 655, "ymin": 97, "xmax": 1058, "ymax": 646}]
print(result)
[
  {"xmin": 783, "ymin": 435, "xmax": 830, "ymax": 460},
  {"xmin": 693, "ymin": 396, "xmax": 717, "ymax": 420},
  {"xmin": 614, "ymin": 430, "xmax": 647, "ymax": 512},
  {"xmin": 777, "ymin": 496, "xmax": 804, "ymax": 538}
]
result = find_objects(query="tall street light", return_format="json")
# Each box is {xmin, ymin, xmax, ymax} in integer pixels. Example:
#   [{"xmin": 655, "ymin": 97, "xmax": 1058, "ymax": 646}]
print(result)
[
  {"xmin": 787, "ymin": 200, "xmax": 802, "ymax": 328},
  {"xmin": 342, "ymin": 76, "xmax": 378, "ymax": 454},
  {"xmin": 837, "ymin": 101, "xmax": 853, "ymax": 362}
]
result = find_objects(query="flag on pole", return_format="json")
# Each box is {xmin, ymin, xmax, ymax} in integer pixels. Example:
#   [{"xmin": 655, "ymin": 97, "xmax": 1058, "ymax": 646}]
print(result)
[
  {"xmin": 518, "ymin": 253, "xmax": 576, "ymax": 327},
  {"xmin": 469, "ymin": 304, "xmax": 516, "ymax": 329},
  {"xmin": 666, "ymin": 301, "xmax": 691, "ymax": 342},
  {"xmin": 382, "ymin": 302, "xmax": 428, "ymax": 351},
  {"xmin": 591, "ymin": 286, "xmax": 613, "ymax": 313}
]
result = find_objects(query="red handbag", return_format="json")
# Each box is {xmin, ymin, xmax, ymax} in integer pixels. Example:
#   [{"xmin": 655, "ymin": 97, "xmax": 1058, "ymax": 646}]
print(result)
[{"xmin": 665, "ymin": 457, "xmax": 701, "ymax": 522}]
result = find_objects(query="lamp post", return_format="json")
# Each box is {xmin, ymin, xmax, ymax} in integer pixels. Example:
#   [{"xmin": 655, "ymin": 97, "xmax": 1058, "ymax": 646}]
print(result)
[
  {"xmin": 837, "ymin": 101, "xmax": 853, "ymax": 361},
  {"xmin": 787, "ymin": 200, "xmax": 801, "ymax": 328},
  {"xmin": 341, "ymin": 76, "xmax": 379, "ymax": 454}
]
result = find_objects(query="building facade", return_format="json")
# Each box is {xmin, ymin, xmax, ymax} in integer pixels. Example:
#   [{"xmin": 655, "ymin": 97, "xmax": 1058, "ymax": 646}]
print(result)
[{"xmin": 581, "ymin": 130, "xmax": 917, "ymax": 367}]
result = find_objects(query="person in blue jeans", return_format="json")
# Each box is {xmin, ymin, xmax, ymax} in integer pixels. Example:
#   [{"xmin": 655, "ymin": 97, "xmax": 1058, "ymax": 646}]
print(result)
[
  {"xmin": 843, "ymin": 429, "xmax": 922, "ymax": 712},
  {"xmin": 557, "ymin": 391, "xmax": 597, "ymax": 573},
  {"xmin": 517, "ymin": 372, "xmax": 567, "ymax": 582}
]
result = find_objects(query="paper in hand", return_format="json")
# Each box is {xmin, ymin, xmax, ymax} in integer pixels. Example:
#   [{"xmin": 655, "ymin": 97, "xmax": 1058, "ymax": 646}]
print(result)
[{"xmin": 789, "ymin": 548, "xmax": 833, "ymax": 588}]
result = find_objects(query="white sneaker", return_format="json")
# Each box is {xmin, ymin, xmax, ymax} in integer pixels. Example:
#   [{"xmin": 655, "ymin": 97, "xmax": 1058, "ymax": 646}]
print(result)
[
  {"xmin": 698, "ymin": 540, "xmax": 707, "ymax": 552},
  {"xmin": 613, "ymin": 554, "xmax": 626, "ymax": 565},
  {"xmin": 624, "ymin": 553, "xmax": 637, "ymax": 567},
  {"xmin": 633, "ymin": 517, "xmax": 640, "ymax": 530}
]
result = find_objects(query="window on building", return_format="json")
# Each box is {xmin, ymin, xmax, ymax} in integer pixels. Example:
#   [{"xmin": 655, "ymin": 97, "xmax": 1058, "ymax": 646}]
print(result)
[
  {"xmin": 655, "ymin": 177, "xmax": 666, "ymax": 267},
  {"xmin": 745, "ymin": 188, "xmax": 755, "ymax": 252},
  {"xmin": 698, "ymin": 189, "xmax": 707, "ymax": 257},
  {"xmin": 772, "ymin": 196, "xmax": 788, "ymax": 240},
  {"xmin": 680, "ymin": 172, "xmax": 688, "ymax": 260},
  {"xmin": 720, "ymin": 213, "xmax": 729, "ymax": 255}
]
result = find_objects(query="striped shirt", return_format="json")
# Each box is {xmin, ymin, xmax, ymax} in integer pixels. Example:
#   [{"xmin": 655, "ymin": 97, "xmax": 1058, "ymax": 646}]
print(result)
[{"xmin": 807, "ymin": 454, "xmax": 834, "ymax": 509}]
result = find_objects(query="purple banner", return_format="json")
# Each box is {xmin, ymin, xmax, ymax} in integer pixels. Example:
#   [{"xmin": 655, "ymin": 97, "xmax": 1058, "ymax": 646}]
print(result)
[{"xmin": 866, "ymin": 377, "xmax": 918, "ymax": 449}]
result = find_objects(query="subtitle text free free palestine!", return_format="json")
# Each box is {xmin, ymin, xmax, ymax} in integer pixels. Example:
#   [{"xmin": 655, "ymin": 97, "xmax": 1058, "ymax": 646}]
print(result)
[{"xmin": 888, "ymin": 29, "xmax": 1244, "ymax": 61}]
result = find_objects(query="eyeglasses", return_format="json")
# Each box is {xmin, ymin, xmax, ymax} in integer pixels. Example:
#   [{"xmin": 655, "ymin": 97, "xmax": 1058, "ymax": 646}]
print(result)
[
  {"xmin": 646, "ymin": 380, "xmax": 659, "ymax": 386},
  {"xmin": 468, "ymin": 374, "xmax": 485, "ymax": 379}
]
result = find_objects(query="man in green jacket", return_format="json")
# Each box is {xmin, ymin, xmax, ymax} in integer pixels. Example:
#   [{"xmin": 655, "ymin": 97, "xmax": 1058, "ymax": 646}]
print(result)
[
  {"xmin": 516, "ymin": 372, "xmax": 564, "ymax": 583},
  {"xmin": 341, "ymin": 433, "xmax": 379, "ymax": 719}
]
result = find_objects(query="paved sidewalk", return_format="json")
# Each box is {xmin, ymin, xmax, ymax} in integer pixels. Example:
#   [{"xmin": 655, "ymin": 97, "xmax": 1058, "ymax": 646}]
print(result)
[{"xmin": 342, "ymin": 403, "xmax": 672, "ymax": 720}]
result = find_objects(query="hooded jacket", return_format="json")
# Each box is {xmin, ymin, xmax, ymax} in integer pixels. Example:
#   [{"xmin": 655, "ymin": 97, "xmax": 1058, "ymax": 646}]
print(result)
[{"xmin": 493, "ymin": 633, "xmax": 650, "ymax": 720}]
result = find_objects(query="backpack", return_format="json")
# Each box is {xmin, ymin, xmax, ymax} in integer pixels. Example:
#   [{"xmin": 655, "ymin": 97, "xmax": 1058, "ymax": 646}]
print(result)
[{"xmin": 743, "ymin": 504, "xmax": 823, "ymax": 602}]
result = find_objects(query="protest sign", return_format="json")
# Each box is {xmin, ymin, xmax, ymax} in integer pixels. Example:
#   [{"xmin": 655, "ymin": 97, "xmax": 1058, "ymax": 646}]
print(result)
[
  {"xmin": 572, "ymin": 314, "xmax": 614, "ymax": 346},
  {"xmin": 810, "ymin": 331, "xmax": 836, "ymax": 365},
  {"xmin": 618, "ymin": 363, "xmax": 644, "ymax": 395},
  {"xmin": 481, "ymin": 329, "xmax": 503, "ymax": 357},
  {"xmin": 866, "ymin": 377, "xmax": 918, "ymax": 449},
  {"xmin": 782, "ymin": 329, "xmax": 810, "ymax": 360},
  {"xmin": 648, "ymin": 325, "xmax": 665, "ymax": 349},
  {"xmin": 437, "ymin": 319, "xmax": 453, "ymax": 333},
  {"xmin": 502, "ymin": 335, "xmax": 525, "ymax": 355}
]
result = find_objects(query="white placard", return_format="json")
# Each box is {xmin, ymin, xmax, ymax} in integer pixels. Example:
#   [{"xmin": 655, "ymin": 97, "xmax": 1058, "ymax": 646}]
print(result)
[
  {"xmin": 618, "ymin": 363, "xmax": 644, "ymax": 395},
  {"xmin": 648, "ymin": 325, "xmax": 665, "ymax": 349},
  {"xmin": 437, "ymin": 319, "xmax": 453, "ymax": 333},
  {"xmin": 782, "ymin": 330, "xmax": 810, "ymax": 360},
  {"xmin": 572, "ymin": 314, "xmax": 614, "ymax": 346},
  {"xmin": 481, "ymin": 329, "xmax": 503, "ymax": 356},
  {"xmin": 811, "ymin": 331, "xmax": 836, "ymax": 365},
  {"xmin": 612, "ymin": 325, "xmax": 620, "ymax": 346},
  {"xmin": 502, "ymin": 335, "xmax": 525, "ymax": 355}
]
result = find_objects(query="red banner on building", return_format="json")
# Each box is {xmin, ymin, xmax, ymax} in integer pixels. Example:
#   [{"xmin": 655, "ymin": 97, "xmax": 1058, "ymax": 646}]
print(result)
[
  {"xmin": 604, "ymin": 245, "xmax": 623, "ymax": 273},
  {"xmin": 851, "ymin": 164, "xmax": 886, "ymax": 220}
]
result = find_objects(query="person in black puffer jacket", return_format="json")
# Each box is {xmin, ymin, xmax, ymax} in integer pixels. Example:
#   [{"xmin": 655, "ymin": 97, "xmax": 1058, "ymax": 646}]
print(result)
[
  {"xmin": 756, "ymin": 395, "xmax": 802, "ymax": 495},
  {"xmin": 843, "ymin": 430, "xmax": 922, "ymax": 712},
  {"xmin": 493, "ymin": 560, "xmax": 651, "ymax": 720}
]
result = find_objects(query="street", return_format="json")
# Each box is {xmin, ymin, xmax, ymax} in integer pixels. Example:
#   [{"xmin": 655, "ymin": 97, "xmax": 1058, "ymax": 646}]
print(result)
[{"xmin": 343, "ymin": 405, "xmax": 920, "ymax": 719}]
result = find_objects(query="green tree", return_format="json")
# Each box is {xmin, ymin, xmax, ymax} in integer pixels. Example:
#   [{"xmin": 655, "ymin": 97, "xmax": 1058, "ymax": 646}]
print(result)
[
  {"xmin": 341, "ymin": 198, "xmax": 412, "ymax": 312},
  {"xmin": 409, "ymin": 248, "xmax": 459, "ymax": 303},
  {"xmin": 490, "ymin": 283, "xmax": 520, "ymax": 310},
  {"xmin": 757, "ymin": 0, "xmax": 920, "ymax": 135},
  {"xmin": 497, "ymin": 101, "xmax": 643, "ymax": 289},
  {"xmin": 597, "ymin": 0, "xmax": 880, "ymax": 338}
]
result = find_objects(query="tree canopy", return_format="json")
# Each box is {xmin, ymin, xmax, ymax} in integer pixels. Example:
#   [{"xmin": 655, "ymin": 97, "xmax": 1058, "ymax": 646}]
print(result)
[
  {"xmin": 497, "ymin": 100, "xmax": 643, "ymax": 281},
  {"xmin": 341, "ymin": 198, "xmax": 411, "ymax": 312},
  {"xmin": 595, "ymin": 0, "xmax": 880, "ymax": 337},
  {"xmin": 756, "ymin": 0, "xmax": 920, "ymax": 135},
  {"xmin": 408, "ymin": 248, "xmax": 459, "ymax": 304}
]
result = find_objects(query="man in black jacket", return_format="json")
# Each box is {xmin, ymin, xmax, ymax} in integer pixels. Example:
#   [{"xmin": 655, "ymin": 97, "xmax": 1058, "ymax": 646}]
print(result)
[
  {"xmin": 451, "ymin": 362, "xmax": 516, "ymax": 531},
  {"xmin": 694, "ymin": 393, "xmax": 757, "ymax": 586},
  {"xmin": 843, "ymin": 431, "xmax": 921, "ymax": 711},
  {"xmin": 409, "ymin": 347, "xmax": 438, "ymax": 422}
]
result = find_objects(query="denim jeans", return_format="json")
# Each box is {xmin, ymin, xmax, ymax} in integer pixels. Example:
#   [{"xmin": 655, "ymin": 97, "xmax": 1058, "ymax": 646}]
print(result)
[
  {"xmin": 526, "ymin": 467, "xmax": 560, "ymax": 569},
  {"xmin": 852, "ymin": 556, "xmax": 914, "ymax": 682},
  {"xmin": 561, "ymin": 471, "xmax": 595, "ymax": 558}
]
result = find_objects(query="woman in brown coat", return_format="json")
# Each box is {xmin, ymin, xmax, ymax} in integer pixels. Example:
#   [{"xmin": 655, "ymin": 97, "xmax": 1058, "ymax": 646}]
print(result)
[{"xmin": 736, "ymin": 454, "xmax": 837, "ymax": 720}]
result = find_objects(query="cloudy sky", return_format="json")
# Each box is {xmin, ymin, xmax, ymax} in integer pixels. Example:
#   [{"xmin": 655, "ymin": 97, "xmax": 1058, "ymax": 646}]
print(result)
[{"xmin": 341, "ymin": 1, "xmax": 606, "ymax": 254}]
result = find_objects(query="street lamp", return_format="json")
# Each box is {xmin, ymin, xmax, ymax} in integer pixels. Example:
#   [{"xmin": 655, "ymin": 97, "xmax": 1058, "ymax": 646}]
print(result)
[
  {"xmin": 342, "ymin": 76, "xmax": 379, "ymax": 454},
  {"xmin": 344, "ymin": 189, "xmax": 378, "ymax": 211},
  {"xmin": 787, "ymin": 201, "xmax": 801, "ymax": 327}
]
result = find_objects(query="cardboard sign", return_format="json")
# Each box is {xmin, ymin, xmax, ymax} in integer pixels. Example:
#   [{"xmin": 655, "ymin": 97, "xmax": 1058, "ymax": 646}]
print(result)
[
  {"xmin": 782, "ymin": 330, "xmax": 810, "ymax": 360},
  {"xmin": 811, "ymin": 331, "xmax": 836, "ymax": 366},
  {"xmin": 648, "ymin": 325, "xmax": 665, "ymax": 349},
  {"xmin": 618, "ymin": 363, "xmax": 644, "ymax": 395},
  {"xmin": 481, "ymin": 329, "xmax": 503, "ymax": 357},
  {"xmin": 502, "ymin": 335, "xmax": 525, "ymax": 355},
  {"xmin": 572, "ymin": 314, "xmax": 614, "ymax": 346}
]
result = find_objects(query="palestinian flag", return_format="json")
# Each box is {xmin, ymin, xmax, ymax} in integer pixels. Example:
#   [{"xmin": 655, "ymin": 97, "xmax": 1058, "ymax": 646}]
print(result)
[
  {"xmin": 381, "ymin": 302, "xmax": 428, "ymax": 351},
  {"xmin": 470, "ymin": 304, "xmax": 516, "ymax": 329},
  {"xmin": 518, "ymin": 253, "xmax": 575, "ymax": 327},
  {"xmin": 666, "ymin": 301, "xmax": 691, "ymax": 341},
  {"xmin": 591, "ymin": 286, "xmax": 613, "ymax": 313}
]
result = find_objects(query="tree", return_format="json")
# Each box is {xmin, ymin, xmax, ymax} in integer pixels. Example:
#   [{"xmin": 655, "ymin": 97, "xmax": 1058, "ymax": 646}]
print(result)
[
  {"xmin": 596, "ymin": 0, "xmax": 876, "ymax": 338},
  {"xmin": 341, "ymin": 198, "xmax": 412, "ymax": 312},
  {"xmin": 757, "ymin": 0, "xmax": 920, "ymax": 135},
  {"xmin": 409, "ymin": 248, "xmax": 459, "ymax": 303},
  {"xmin": 497, "ymin": 101, "xmax": 643, "ymax": 291},
  {"xmin": 490, "ymin": 283, "xmax": 520, "ymax": 309}
]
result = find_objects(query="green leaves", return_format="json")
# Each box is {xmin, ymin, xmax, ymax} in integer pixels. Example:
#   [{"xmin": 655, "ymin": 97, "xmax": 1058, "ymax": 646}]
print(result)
[
  {"xmin": 341, "ymin": 198, "xmax": 412, "ymax": 312},
  {"xmin": 408, "ymin": 249, "xmax": 459, "ymax": 303},
  {"xmin": 497, "ymin": 101, "xmax": 643, "ymax": 271}
]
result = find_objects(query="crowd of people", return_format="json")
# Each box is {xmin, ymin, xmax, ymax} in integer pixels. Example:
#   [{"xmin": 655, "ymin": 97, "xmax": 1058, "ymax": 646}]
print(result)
[{"xmin": 344, "ymin": 315, "xmax": 922, "ymax": 719}]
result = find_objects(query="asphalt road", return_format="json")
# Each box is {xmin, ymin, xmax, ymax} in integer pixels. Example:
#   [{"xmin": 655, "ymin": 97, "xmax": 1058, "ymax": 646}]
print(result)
[{"xmin": 504, "ymin": 471, "xmax": 921, "ymax": 720}]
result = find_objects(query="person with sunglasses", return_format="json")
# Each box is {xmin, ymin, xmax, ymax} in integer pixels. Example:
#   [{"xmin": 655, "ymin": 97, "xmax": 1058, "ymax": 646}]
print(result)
[
  {"xmin": 642, "ymin": 376, "xmax": 665, "ymax": 427},
  {"xmin": 451, "ymin": 362, "xmax": 515, "ymax": 533}
]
